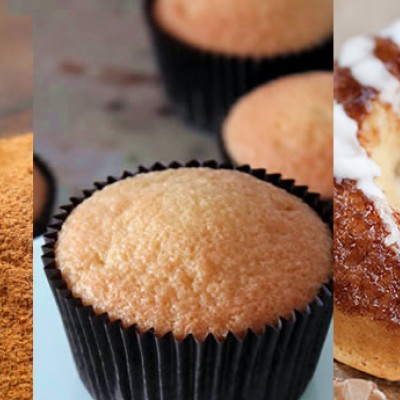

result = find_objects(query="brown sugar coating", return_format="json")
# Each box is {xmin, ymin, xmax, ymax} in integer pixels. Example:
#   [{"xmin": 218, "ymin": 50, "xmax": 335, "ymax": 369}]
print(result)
[
  {"xmin": 223, "ymin": 72, "xmax": 333, "ymax": 198},
  {"xmin": 334, "ymin": 179, "xmax": 400, "ymax": 327},
  {"xmin": 0, "ymin": 133, "xmax": 33, "ymax": 399},
  {"xmin": 154, "ymin": 0, "xmax": 333, "ymax": 57},
  {"xmin": 56, "ymin": 168, "xmax": 332, "ymax": 340}
]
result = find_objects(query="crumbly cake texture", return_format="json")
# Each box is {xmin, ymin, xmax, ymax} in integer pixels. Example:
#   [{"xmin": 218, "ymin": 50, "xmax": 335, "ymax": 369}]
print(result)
[
  {"xmin": 223, "ymin": 72, "xmax": 333, "ymax": 198},
  {"xmin": 0, "ymin": 133, "xmax": 33, "ymax": 399},
  {"xmin": 335, "ymin": 308, "xmax": 400, "ymax": 382},
  {"xmin": 154, "ymin": 0, "xmax": 333, "ymax": 57},
  {"xmin": 56, "ymin": 168, "xmax": 332, "ymax": 340}
]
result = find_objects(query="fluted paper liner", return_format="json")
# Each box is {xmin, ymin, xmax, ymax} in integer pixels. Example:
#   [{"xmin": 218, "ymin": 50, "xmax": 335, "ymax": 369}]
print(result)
[
  {"xmin": 144, "ymin": 0, "xmax": 333, "ymax": 133},
  {"xmin": 34, "ymin": 154, "xmax": 57, "ymax": 238},
  {"xmin": 43, "ymin": 160, "xmax": 333, "ymax": 400}
]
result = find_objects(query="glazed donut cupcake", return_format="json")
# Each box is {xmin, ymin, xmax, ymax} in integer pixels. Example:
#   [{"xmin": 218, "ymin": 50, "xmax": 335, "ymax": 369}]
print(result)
[
  {"xmin": 334, "ymin": 20, "xmax": 400, "ymax": 381},
  {"xmin": 44, "ymin": 161, "xmax": 333, "ymax": 400},
  {"xmin": 34, "ymin": 155, "xmax": 56, "ymax": 238},
  {"xmin": 222, "ymin": 72, "xmax": 333, "ymax": 199},
  {"xmin": 145, "ymin": 0, "xmax": 333, "ymax": 132}
]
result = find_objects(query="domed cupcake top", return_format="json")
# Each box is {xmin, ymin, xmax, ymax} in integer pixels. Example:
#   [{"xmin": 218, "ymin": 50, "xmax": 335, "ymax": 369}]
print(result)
[
  {"xmin": 56, "ymin": 168, "xmax": 331, "ymax": 340},
  {"xmin": 223, "ymin": 72, "xmax": 333, "ymax": 198},
  {"xmin": 154, "ymin": 0, "xmax": 333, "ymax": 57}
]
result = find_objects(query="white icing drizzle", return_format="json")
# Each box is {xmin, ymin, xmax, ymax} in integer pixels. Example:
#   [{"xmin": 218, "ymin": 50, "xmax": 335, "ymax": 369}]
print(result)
[
  {"xmin": 339, "ymin": 36, "xmax": 400, "ymax": 114},
  {"xmin": 334, "ymin": 103, "xmax": 382, "ymax": 198},
  {"xmin": 380, "ymin": 20, "xmax": 400, "ymax": 46},
  {"xmin": 335, "ymin": 21, "xmax": 400, "ymax": 250}
]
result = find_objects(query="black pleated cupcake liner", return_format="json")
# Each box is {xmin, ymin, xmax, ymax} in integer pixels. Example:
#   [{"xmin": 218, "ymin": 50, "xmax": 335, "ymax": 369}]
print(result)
[
  {"xmin": 43, "ymin": 160, "xmax": 333, "ymax": 400},
  {"xmin": 144, "ymin": 0, "xmax": 333, "ymax": 133},
  {"xmin": 34, "ymin": 154, "xmax": 57, "ymax": 238}
]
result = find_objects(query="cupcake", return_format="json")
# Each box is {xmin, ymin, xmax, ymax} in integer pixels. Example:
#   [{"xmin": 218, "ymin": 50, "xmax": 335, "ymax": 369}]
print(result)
[
  {"xmin": 222, "ymin": 72, "xmax": 333, "ymax": 199},
  {"xmin": 44, "ymin": 161, "xmax": 332, "ymax": 400},
  {"xmin": 145, "ymin": 0, "xmax": 333, "ymax": 132},
  {"xmin": 34, "ymin": 155, "xmax": 57, "ymax": 238},
  {"xmin": 0, "ymin": 133, "xmax": 33, "ymax": 399}
]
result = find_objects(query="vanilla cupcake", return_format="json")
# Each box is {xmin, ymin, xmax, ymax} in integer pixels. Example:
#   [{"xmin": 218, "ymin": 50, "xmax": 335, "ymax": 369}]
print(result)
[
  {"xmin": 223, "ymin": 72, "xmax": 333, "ymax": 199},
  {"xmin": 44, "ymin": 161, "xmax": 333, "ymax": 400},
  {"xmin": 145, "ymin": 0, "xmax": 333, "ymax": 132}
]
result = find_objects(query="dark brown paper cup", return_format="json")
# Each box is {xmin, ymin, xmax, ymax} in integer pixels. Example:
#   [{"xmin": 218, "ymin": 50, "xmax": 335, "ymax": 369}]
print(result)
[
  {"xmin": 43, "ymin": 160, "xmax": 333, "ymax": 400},
  {"xmin": 144, "ymin": 0, "xmax": 333, "ymax": 133},
  {"xmin": 34, "ymin": 154, "xmax": 57, "ymax": 238}
]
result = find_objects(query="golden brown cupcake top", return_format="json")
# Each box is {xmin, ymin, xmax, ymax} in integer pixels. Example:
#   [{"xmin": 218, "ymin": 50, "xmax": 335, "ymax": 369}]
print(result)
[
  {"xmin": 223, "ymin": 72, "xmax": 333, "ymax": 198},
  {"xmin": 57, "ymin": 168, "xmax": 331, "ymax": 340},
  {"xmin": 154, "ymin": 0, "xmax": 333, "ymax": 57},
  {"xmin": 0, "ymin": 133, "xmax": 33, "ymax": 399}
]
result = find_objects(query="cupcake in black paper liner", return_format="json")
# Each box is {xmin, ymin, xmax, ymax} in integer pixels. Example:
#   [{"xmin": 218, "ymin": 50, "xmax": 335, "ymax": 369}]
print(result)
[
  {"xmin": 43, "ymin": 161, "xmax": 333, "ymax": 400},
  {"xmin": 34, "ymin": 154, "xmax": 57, "ymax": 238},
  {"xmin": 145, "ymin": 0, "xmax": 333, "ymax": 133},
  {"xmin": 220, "ymin": 72, "xmax": 334, "ymax": 201}
]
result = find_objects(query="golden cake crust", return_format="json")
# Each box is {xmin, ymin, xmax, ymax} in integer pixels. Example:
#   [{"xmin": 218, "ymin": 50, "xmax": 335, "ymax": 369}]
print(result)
[
  {"xmin": 154, "ymin": 0, "xmax": 333, "ymax": 57},
  {"xmin": 334, "ymin": 307, "xmax": 400, "ymax": 381},
  {"xmin": 56, "ymin": 168, "xmax": 332, "ymax": 340},
  {"xmin": 223, "ymin": 72, "xmax": 333, "ymax": 198}
]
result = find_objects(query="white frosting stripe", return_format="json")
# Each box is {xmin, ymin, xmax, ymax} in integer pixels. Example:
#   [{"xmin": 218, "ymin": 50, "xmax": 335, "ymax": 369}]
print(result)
[
  {"xmin": 338, "ymin": 35, "xmax": 400, "ymax": 115},
  {"xmin": 334, "ymin": 102, "xmax": 383, "ymax": 199},
  {"xmin": 380, "ymin": 20, "xmax": 400, "ymax": 46}
]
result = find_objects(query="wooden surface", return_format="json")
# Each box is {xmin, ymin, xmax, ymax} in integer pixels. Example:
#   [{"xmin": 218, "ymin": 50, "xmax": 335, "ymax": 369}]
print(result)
[{"xmin": 0, "ymin": 0, "xmax": 32, "ymax": 138}]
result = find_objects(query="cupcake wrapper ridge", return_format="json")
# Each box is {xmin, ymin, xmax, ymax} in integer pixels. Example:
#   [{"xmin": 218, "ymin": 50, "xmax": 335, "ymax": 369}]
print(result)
[
  {"xmin": 43, "ymin": 160, "xmax": 333, "ymax": 400},
  {"xmin": 144, "ymin": 0, "xmax": 333, "ymax": 133},
  {"xmin": 34, "ymin": 154, "xmax": 57, "ymax": 238}
]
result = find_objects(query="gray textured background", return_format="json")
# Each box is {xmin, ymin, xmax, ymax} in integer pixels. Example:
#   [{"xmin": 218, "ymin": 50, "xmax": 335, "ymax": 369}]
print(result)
[
  {"xmin": 335, "ymin": 0, "xmax": 400, "ymax": 55},
  {"xmin": 33, "ymin": 1, "xmax": 219, "ymax": 206}
]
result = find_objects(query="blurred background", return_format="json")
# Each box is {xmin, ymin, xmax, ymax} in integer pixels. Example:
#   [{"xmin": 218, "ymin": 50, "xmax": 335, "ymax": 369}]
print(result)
[
  {"xmin": 0, "ymin": 0, "xmax": 32, "ymax": 138},
  {"xmin": 33, "ymin": 1, "xmax": 219, "ymax": 208},
  {"xmin": 334, "ymin": 0, "xmax": 399, "ymax": 54}
]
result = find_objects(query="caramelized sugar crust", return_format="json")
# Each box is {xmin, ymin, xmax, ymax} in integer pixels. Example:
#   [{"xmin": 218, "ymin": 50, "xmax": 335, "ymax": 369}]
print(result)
[{"xmin": 334, "ymin": 179, "xmax": 400, "ymax": 327}]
